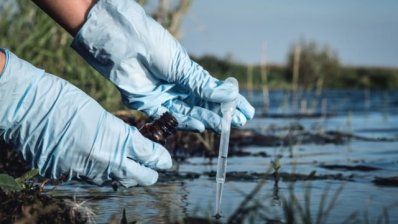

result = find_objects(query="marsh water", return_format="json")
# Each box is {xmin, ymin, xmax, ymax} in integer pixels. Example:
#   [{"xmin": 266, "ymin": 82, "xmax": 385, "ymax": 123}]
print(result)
[{"xmin": 50, "ymin": 90, "xmax": 398, "ymax": 223}]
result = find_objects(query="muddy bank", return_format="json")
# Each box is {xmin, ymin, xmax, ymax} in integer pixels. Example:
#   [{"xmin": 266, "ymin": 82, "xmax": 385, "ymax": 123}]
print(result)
[
  {"xmin": 157, "ymin": 170, "xmax": 355, "ymax": 183},
  {"xmin": 206, "ymin": 170, "xmax": 356, "ymax": 182},
  {"xmin": 0, "ymin": 141, "xmax": 31, "ymax": 178},
  {"xmin": 373, "ymin": 176, "xmax": 398, "ymax": 187},
  {"xmin": 319, "ymin": 164, "xmax": 380, "ymax": 172},
  {"xmin": 0, "ymin": 186, "xmax": 89, "ymax": 223},
  {"xmin": 0, "ymin": 143, "xmax": 90, "ymax": 224}
]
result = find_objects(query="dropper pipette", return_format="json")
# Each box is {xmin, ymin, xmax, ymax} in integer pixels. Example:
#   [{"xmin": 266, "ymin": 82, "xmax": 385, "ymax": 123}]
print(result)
[{"xmin": 214, "ymin": 77, "xmax": 238, "ymax": 218}]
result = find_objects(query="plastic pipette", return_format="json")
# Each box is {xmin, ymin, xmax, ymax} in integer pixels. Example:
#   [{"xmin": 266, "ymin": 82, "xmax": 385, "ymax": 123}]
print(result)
[{"xmin": 214, "ymin": 77, "xmax": 238, "ymax": 218}]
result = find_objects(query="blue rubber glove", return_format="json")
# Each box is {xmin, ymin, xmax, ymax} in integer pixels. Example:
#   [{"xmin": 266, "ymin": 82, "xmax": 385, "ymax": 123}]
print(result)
[
  {"xmin": 0, "ymin": 49, "xmax": 172, "ymax": 187},
  {"xmin": 71, "ymin": 0, "xmax": 255, "ymax": 133}
]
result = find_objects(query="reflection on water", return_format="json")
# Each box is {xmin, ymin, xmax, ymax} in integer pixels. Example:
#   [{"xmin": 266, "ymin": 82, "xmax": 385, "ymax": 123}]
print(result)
[
  {"xmin": 50, "ymin": 90, "xmax": 398, "ymax": 223},
  {"xmin": 51, "ymin": 182, "xmax": 189, "ymax": 223},
  {"xmin": 271, "ymin": 186, "xmax": 281, "ymax": 207}
]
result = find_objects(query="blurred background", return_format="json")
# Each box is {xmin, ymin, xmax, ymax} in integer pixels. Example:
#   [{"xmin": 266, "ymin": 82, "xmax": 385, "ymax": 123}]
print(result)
[
  {"xmin": 1, "ymin": 1, "xmax": 398, "ymax": 223},
  {"xmin": 1, "ymin": 0, "xmax": 398, "ymax": 111},
  {"xmin": 179, "ymin": 0, "xmax": 398, "ymax": 67}
]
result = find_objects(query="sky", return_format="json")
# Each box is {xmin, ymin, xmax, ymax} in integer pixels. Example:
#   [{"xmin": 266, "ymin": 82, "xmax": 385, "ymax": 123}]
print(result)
[{"xmin": 176, "ymin": 0, "xmax": 398, "ymax": 67}]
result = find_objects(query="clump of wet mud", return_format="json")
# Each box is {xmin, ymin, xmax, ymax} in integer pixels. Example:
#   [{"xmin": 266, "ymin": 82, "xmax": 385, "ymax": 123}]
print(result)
[
  {"xmin": 157, "ymin": 170, "xmax": 354, "ymax": 183},
  {"xmin": 0, "ymin": 140, "xmax": 90, "ymax": 223},
  {"xmin": 0, "ymin": 186, "xmax": 88, "ymax": 223},
  {"xmin": 319, "ymin": 164, "xmax": 380, "ymax": 172},
  {"xmin": 0, "ymin": 140, "xmax": 31, "ymax": 178},
  {"xmin": 158, "ymin": 171, "xmax": 201, "ymax": 182},
  {"xmin": 205, "ymin": 170, "xmax": 354, "ymax": 182},
  {"xmin": 373, "ymin": 176, "xmax": 398, "ymax": 187},
  {"xmin": 158, "ymin": 168, "xmax": 355, "ymax": 182}
]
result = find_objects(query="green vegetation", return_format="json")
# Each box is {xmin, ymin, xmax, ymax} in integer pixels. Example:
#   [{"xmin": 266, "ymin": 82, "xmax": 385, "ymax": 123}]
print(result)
[
  {"xmin": 0, "ymin": 169, "xmax": 90, "ymax": 223},
  {"xmin": 193, "ymin": 46, "xmax": 398, "ymax": 91},
  {"xmin": 192, "ymin": 55, "xmax": 291, "ymax": 90},
  {"xmin": 0, "ymin": 169, "xmax": 38, "ymax": 191},
  {"xmin": 337, "ymin": 66, "xmax": 398, "ymax": 89},
  {"xmin": 286, "ymin": 40, "xmax": 340, "ymax": 92}
]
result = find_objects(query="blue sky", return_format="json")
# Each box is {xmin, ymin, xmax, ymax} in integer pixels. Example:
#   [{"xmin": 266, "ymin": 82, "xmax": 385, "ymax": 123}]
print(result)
[{"xmin": 176, "ymin": 0, "xmax": 398, "ymax": 67}]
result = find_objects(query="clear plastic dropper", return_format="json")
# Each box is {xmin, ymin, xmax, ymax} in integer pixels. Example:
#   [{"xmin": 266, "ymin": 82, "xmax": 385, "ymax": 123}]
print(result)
[{"xmin": 214, "ymin": 77, "xmax": 238, "ymax": 218}]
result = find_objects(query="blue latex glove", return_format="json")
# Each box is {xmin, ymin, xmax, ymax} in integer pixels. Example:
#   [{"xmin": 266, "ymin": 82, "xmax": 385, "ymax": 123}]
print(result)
[
  {"xmin": 71, "ymin": 0, "xmax": 255, "ymax": 133},
  {"xmin": 0, "ymin": 49, "xmax": 172, "ymax": 187}
]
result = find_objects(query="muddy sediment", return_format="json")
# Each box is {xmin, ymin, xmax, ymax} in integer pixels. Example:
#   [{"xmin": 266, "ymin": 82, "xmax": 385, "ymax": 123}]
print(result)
[
  {"xmin": 0, "ymin": 186, "xmax": 88, "ymax": 223},
  {"xmin": 0, "ymin": 140, "xmax": 89, "ymax": 223},
  {"xmin": 373, "ymin": 176, "xmax": 398, "ymax": 187},
  {"xmin": 157, "ymin": 170, "xmax": 355, "ymax": 183},
  {"xmin": 0, "ymin": 141, "xmax": 31, "ymax": 178},
  {"xmin": 319, "ymin": 164, "xmax": 380, "ymax": 172},
  {"xmin": 205, "ymin": 170, "xmax": 355, "ymax": 182}
]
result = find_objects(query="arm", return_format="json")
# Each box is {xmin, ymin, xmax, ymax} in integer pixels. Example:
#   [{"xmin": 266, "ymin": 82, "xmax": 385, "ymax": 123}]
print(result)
[
  {"xmin": 33, "ymin": 0, "xmax": 255, "ymax": 132},
  {"xmin": 31, "ymin": 0, "xmax": 95, "ymax": 36},
  {"xmin": 0, "ymin": 48, "xmax": 171, "ymax": 187},
  {"xmin": 0, "ymin": 51, "xmax": 5, "ymax": 75}
]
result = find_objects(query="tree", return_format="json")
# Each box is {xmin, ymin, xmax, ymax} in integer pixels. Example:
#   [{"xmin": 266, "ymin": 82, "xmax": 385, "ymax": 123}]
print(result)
[{"xmin": 286, "ymin": 40, "xmax": 341, "ymax": 91}]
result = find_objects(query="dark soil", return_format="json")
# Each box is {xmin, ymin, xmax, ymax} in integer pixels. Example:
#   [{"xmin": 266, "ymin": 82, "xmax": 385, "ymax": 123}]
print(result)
[
  {"xmin": 0, "ymin": 142, "xmax": 88, "ymax": 223},
  {"xmin": 158, "ymin": 171, "xmax": 201, "ymax": 182},
  {"xmin": 156, "ymin": 170, "xmax": 355, "ymax": 183},
  {"xmin": 204, "ymin": 170, "xmax": 354, "ymax": 182},
  {"xmin": 0, "ymin": 186, "xmax": 88, "ymax": 224},
  {"xmin": 373, "ymin": 176, "xmax": 398, "ymax": 187},
  {"xmin": 0, "ymin": 140, "xmax": 31, "ymax": 178},
  {"xmin": 319, "ymin": 164, "xmax": 380, "ymax": 172}
]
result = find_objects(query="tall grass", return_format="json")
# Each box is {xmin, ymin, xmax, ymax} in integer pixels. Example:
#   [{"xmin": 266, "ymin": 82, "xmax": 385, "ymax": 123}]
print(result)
[{"xmin": 0, "ymin": 0, "xmax": 123, "ymax": 111}]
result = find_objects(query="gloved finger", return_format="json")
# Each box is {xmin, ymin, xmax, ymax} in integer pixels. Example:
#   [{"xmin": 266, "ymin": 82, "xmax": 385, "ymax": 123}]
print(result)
[
  {"xmin": 128, "ymin": 128, "xmax": 172, "ymax": 170},
  {"xmin": 172, "ymin": 112, "xmax": 205, "ymax": 132},
  {"xmin": 189, "ymin": 106, "xmax": 222, "ymax": 133},
  {"xmin": 202, "ymin": 78, "xmax": 239, "ymax": 103},
  {"xmin": 117, "ymin": 158, "xmax": 159, "ymax": 187},
  {"xmin": 236, "ymin": 95, "xmax": 256, "ymax": 120},
  {"xmin": 166, "ymin": 100, "xmax": 222, "ymax": 132},
  {"xmin": 231, "ymin": 110, "xmax": 248, "ymax": 128},
  {"xmin": 151, "ymin": 105, "xmax": 205, "ymax": 132},
  {"xmin": 118, "ymin": 179, "xmax": 138, "ymax": 188}
]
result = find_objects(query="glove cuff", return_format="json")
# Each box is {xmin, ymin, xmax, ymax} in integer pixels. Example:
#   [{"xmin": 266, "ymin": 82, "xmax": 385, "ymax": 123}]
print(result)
[
  {"xmin": 0, "ymin": 49, "xmax": 45, "ymax": 131},
  {"xmin": 71, "ymin": 0, "xmax": 177, "ymax": 112},
  {"xmin": 0, "ymin": 48, "xmax": 9, "ymax": 78},
  {"xmin": 71, "ymin": 0, "xmax": 158, "ymax": 92}
]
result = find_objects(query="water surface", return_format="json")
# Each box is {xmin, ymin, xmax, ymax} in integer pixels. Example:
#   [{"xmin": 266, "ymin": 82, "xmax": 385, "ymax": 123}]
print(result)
[{"xmin": 50, "ymin": 90, "xmax": 398, "ymax": 223}]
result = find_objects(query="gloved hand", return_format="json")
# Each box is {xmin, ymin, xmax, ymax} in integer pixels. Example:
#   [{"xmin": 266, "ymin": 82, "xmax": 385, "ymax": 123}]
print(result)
[
  {"xmin": 71, "ymin": 0, "xmax": 255, "ymax": 133},
  {"xmin": 0, "ymin": 49, "xmax": 172, "ymax": 187}
]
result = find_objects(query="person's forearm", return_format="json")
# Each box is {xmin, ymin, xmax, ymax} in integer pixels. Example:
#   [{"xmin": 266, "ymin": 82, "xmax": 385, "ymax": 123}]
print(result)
[
  {"xmin": 32, "ymin": 0, "xmax": 96, "ymax": 36},
  {"xmin": 0, "ymin": 51, "xmax": 5, "ymax": 76}
]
